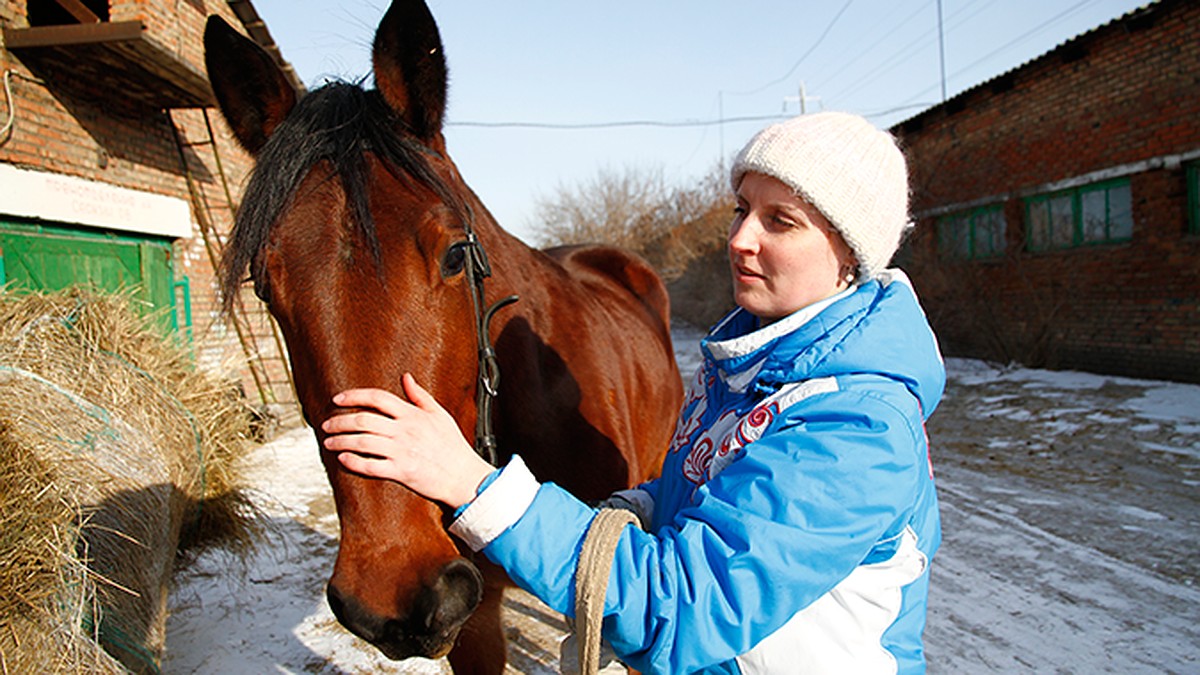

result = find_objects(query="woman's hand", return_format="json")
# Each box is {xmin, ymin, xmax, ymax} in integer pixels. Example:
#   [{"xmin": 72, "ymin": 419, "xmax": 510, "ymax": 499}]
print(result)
[{"xmin": 321, "ymin": 373, "xmax": 495, "ymax": 509}]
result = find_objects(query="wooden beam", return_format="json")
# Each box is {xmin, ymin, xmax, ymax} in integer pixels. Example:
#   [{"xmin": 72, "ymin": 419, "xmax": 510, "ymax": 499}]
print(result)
[
  {"xmin": 4, "ymin": 20, "xmax": 214, "ymax": 107},
  {"xmin": 2, "ymin": 21, "xmax": 143, "ymax": 49},
  {"xmin": 52, "ymin": 0, "xmax": 101, "ymax": 24}
]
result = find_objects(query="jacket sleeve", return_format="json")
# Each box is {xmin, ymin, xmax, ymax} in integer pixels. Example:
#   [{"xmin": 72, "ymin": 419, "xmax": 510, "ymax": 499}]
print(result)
[{"xmin": 481, "ymin": 389, "xmax": 925, "ymax": 674}]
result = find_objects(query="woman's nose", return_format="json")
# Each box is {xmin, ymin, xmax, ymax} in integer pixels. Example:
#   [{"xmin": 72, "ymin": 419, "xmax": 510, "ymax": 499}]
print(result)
[{"xmin": 728, "ymin": 212, "xmax": 760, "ymax": 252}]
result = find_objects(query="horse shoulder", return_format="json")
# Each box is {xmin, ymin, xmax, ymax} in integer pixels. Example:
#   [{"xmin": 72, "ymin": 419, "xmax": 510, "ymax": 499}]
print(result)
[{"xmin": 543, "ymin": 244, "xmax": 672, "ymax": 331}]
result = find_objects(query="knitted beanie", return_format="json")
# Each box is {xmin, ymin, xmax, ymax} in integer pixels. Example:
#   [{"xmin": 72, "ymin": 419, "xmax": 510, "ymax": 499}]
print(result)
[{"xmin": 730, "ymin": 112, "xmax": 911, "ymax": 279}]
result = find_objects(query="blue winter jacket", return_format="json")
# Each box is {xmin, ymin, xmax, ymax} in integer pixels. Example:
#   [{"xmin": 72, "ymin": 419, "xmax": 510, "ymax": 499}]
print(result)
[{"xmin": 449, "ymin": 271, "xmax": 945, "ymax": 674}]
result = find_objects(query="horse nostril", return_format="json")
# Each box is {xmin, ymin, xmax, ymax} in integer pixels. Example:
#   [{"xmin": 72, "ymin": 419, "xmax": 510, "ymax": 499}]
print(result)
[
  {"xmin": 419, "ymin": 558, "xmax": 483, "ymax": 632},
  {"xmin": 326, "ymin": 561, "xmax": 482, "ymax": 660}
]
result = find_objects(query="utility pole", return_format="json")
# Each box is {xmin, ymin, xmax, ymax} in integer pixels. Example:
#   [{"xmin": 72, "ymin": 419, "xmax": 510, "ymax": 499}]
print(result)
[
  {"xmin": 718, "ymin": 90, "xmax": 725, "ymax": 176},
  {"xmin": 782, "ymin": 82, "xmax": 821, "ymax": 115},
  {"xmin": 937, "ymin": 0, "xmax": 948, "ymax": 102}
]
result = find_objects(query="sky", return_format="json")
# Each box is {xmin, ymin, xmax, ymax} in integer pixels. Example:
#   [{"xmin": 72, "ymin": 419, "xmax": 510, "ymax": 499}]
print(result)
[{"xmin": 248, "ymin": 0, "xmax": 1150, "ymax": 244}]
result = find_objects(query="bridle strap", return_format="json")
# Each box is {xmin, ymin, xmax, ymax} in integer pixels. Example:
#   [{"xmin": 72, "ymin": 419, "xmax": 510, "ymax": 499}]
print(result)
[{"xmin": 460, "ymin": 226, "xmax": 518, "ymax": 466}]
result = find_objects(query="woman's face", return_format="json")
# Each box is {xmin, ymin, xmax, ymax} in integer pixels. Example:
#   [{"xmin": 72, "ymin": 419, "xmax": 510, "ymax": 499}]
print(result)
[{"xmin": 728, "ymin": 172, "xmax": 857, "ymax": 322}]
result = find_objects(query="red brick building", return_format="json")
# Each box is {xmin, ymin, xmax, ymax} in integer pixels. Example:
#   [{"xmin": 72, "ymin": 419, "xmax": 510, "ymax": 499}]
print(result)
[
  {"xmin": 896, "ymin": 0, "xmax": 1199, "ymax": 383},
  {"xmin": 1, "ymin": 0, "xmax": 302, "ymax": 412}
]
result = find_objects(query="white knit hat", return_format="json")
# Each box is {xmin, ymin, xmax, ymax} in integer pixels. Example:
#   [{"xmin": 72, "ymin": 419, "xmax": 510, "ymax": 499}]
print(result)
[{"xmin": 730, "ymin": 112, "xmax": 911, "ymax": 279}]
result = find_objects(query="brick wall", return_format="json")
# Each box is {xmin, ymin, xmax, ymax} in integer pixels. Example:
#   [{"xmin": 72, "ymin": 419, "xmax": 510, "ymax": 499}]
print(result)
[
  {"xmin": 896, "ymin": 0, "xmax": 1200, "ymax": 383},
  {"xmin": 1, "ymin": 0, "xmax": 292, "ymax": 405}
]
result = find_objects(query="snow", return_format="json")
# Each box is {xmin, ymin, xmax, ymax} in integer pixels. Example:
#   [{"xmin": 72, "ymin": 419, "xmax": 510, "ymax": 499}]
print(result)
[{"xmin": 165, "ymin": 330, "xmax": 1200, "ymax": 673}]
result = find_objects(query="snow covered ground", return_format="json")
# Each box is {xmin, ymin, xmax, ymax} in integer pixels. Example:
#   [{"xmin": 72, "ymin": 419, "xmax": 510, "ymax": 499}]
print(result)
[{"xmin": 166, "ymin": 325, "xmax": 1200, "ymax": 673}]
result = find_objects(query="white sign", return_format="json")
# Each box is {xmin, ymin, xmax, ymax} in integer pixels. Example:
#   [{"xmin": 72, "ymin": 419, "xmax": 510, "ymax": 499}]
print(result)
[{"xmin": 0, "ymin": 163, "xmax": 193, "ymax": 238}]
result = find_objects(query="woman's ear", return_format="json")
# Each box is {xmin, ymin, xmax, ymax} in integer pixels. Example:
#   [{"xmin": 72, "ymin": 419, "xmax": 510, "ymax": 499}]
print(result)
[
  {"xmin": 842, "ymin": 262, "xmax": 859, "ymax": 286},
  {"xmin": 838, "ymin": 250, "xmax": 860, "ymax": 287}
]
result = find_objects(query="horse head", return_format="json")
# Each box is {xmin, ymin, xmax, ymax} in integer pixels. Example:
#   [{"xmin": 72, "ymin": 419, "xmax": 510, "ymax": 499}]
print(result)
[{"xmin": 205, "ymin": 0, "xmax": 494, "ymax": 662}]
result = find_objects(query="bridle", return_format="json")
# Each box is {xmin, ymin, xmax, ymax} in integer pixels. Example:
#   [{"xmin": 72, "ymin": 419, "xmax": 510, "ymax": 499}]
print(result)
[{"xmin": 457, "ymin": 211, "xmax": 518, "ymax": 466}]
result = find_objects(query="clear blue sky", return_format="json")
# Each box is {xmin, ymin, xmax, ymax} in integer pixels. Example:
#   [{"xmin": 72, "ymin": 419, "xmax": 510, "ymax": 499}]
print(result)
[{"xmin": 250, "ymin": 0, "xmax": 1147, "ymax": 243}]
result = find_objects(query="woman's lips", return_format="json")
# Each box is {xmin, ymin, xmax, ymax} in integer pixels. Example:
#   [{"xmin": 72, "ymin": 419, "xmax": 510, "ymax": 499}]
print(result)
[{"xmin": 733, "ymin": 263, "xmax": 763, "ymax": 282}]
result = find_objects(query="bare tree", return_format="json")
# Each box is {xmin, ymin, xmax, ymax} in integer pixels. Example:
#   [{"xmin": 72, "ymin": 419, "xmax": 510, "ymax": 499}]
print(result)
[
  {"xmin": 531, "ymin": 165, "xmax": 675, "ymax": 251},
  {"xmin": 530, "ymin": 161, "xmax": 731, "ymax": 262},
  {"xmin": 528, "ymin": 162, "xmax": 737, "ymax": 327},
  {"xmin": 649, "ymin": 162, "xmax": 733, "ymax": 278}
]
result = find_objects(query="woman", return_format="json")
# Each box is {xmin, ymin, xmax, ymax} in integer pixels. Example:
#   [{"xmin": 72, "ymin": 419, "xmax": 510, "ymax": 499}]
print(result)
[{"xmin": 322, "ymin": 111, "xmax": 945, "ymax": 674}]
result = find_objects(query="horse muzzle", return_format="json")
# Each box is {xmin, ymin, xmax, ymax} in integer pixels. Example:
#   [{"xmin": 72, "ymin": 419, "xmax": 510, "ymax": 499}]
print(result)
[{"xmin": 326, "ymin": 557, "xmax": 484, "ymax": 660}]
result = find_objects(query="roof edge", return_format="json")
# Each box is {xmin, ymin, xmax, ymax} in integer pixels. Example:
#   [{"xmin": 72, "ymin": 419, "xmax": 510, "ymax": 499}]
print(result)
[{"xmin": 224, "ymin": 0, "xmax": 306, "ymax": 94}]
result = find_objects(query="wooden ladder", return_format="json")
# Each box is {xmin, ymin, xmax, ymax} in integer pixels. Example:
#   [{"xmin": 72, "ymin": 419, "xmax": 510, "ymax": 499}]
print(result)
[{"xmin": 167, "ymin": 106, "xmax": 301, "ymax": 426}]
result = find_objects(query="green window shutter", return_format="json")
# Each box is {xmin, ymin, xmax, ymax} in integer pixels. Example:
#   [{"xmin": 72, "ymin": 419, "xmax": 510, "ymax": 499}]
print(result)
[{"xmin": 0, "ymin": 221, "xmax": 177, "ymax": 332}]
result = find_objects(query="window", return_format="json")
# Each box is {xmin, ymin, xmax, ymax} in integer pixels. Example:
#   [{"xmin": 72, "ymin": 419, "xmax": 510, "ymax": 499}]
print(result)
[
  {"xmin": 29, "ymin": 0, "xmax": 110, "ymax": 26},
  {"xmin": 937, "ymin": 205, "xmax": 1007, "ymax": 260},
  {"xmin": 1025, "ymin": 179, "xmax": 1132, "ymax": 251},
  {"xmin": 1188, "ymin": 162, "xmax": 1199, "ymax": 235}
]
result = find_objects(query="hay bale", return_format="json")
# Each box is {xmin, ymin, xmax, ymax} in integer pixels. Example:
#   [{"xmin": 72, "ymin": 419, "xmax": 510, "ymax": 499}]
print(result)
[
  {"xmin": 0, "ymin": 288, "xmax": 261, "ymax": 673},
  {"xmin": 0, "ymin": 422, "xmax": 127, "ymax": 675}
]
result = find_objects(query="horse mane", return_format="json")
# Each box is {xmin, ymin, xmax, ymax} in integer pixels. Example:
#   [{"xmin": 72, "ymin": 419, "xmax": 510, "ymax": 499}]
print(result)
[{"xmin": 220, "ymin": 81, "xmax": 466, "ymax": 311}]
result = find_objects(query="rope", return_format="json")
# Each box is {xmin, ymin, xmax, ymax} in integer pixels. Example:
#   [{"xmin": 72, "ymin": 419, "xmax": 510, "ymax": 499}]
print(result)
[{"xmin": 574, "ymin": 508, "xmax": 639, "ymax": 675}]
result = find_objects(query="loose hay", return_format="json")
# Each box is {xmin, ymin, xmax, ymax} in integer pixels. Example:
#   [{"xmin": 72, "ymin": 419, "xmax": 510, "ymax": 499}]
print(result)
[{"xmin": 0, "ymin": 288, "xmax": 263, "ymax": 674}]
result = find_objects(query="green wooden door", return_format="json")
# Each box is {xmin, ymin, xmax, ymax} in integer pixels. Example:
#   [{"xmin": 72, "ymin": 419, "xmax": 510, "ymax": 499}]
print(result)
[{"xmin": 0, "ymin": 220, "xmax": 179, "ymax": 332}]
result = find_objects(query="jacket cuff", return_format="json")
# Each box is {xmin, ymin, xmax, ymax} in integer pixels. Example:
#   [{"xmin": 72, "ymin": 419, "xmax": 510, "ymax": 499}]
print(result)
[
  {"xmin": 599, "ymin": 488, "xmax": 655, "ymax": 529},
  {"xmin": 448, "ymin": 454, "xmax": 539, "ymax": 551}
]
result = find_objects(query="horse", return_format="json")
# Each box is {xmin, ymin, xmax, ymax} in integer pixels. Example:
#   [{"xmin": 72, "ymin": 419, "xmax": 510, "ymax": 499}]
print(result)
[{"xmin": 203, "ymin": 1, "xmax": 684, "ymax": 672}]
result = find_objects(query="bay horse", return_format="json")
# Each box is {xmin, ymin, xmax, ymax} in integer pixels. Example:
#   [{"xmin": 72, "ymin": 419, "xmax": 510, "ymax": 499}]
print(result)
[{"xmin": 203, "ymin": 1, "xmax": 683, "ymax": 672}]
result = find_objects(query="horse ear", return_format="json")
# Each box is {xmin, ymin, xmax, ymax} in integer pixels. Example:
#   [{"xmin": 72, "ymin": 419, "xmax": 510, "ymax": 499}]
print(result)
[
  {"xmin": 372, "ymin": 0, "xmax": 448, "ymax": 144},
  {"xmin": 204, "ymin": 15, "xmax": 297, "ymax": 155}
]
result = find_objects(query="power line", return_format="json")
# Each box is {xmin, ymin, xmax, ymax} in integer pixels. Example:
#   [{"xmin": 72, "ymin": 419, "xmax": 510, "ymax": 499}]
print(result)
[
  {"xmin": 810, "ymin": 0, "xmax": 935, "ymax": 95},
  {"xmin": 446, "ymin": 101, "xmax": 927, "ymax": 132},
  {"xmin": 893, "ymin": 0, "xmax": 1096, "ymax": 109},
  {"xmin": 724, "ymin": 0, "xmax": 855, "ymax": 97},
  {"xmin": 446, "ymin": 1, "xmax": 1106, "ymax": 135},
  {"xmin": 822, "ymin": 0, "xmax": 997, "ymax": 107},
  {"xmin": 446, "ymin": 113, "xmax": 791, "ymax": 131}
]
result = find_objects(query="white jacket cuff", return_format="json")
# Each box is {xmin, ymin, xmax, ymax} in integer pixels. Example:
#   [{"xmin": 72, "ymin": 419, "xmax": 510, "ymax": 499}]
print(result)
[{"xmin": 448, "ymin": 454, "xmax": 539, "ymax": 552}]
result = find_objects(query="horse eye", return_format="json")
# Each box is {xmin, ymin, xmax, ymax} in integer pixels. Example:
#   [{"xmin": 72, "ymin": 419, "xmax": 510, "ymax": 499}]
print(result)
[{"xmin": 441, "ymin": 241, "xmax": 468, "ymax": 277}]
